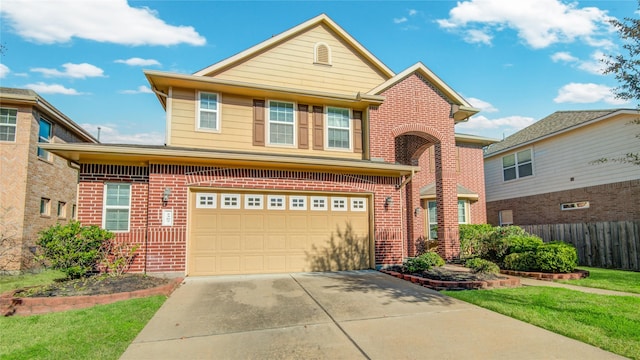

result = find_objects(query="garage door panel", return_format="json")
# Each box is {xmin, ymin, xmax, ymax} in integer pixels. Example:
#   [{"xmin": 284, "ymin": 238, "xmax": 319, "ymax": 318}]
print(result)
[{"xmin": 189, "ymin": 191, "xmax": 370, "ymax": 276}]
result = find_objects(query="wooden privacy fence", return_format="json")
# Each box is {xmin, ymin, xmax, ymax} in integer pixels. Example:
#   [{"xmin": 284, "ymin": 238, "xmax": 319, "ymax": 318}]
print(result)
[{"xmin": 521, "ymin": 221, "xmax": 640, "ymax": 271}]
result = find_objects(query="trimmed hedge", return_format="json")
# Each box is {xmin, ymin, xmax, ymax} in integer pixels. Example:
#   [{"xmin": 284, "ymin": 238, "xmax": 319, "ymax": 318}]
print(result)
[
  {"xmin": 535, "ymin": 242, "xmax": 578, "ymax": 273},
  {"xmin": 403, "ymin": 252, "xmax": 445, "ymax": 273},
  {"xmin": 465, "ymin": 258, "xmax": 500, "ymax": 274}
]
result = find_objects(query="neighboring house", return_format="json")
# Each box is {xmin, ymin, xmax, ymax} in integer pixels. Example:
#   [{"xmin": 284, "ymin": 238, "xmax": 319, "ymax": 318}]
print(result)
[
  {"xmin": 44, "ymin": 14, "xmax": 495, "ymax": 276},
  {"xmin": 0, "ymin": 88, "xmax": 98, "ymax": 272},
  {"xmin": 484, "ymin": 109, "xmax": 640, "ymax": 226}
]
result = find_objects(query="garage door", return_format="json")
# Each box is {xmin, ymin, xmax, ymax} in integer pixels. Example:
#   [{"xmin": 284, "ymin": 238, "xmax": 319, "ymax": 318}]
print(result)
[{"xmin": 188, "ymin": 190, "xmax": 371, "ymax": 276}]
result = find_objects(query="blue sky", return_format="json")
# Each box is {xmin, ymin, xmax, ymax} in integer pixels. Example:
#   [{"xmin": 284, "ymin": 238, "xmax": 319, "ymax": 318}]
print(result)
[{"xmin": 0, "ymin": 0, "xmax": 636, "ymax": 144}]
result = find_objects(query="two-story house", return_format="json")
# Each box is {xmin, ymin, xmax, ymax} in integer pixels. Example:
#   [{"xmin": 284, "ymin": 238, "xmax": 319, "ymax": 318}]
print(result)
[
  {"xmin": 484, "ymin": 109, "xmax": 640, "ymax": 226},
  {"xmin": 43, "ymin": 15, "xmax": 495, "ymax": 276},
  {"xmin": 0, "ymin": 88, "xmax": 98, "ymax": 272}
]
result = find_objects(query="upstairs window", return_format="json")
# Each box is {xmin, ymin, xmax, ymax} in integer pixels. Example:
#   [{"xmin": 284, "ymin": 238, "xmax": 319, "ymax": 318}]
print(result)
[
  {"xmin": 198, "ymin": 92, "xmax": 219, "ymax": 131},
  {"xmin": 326, "ymin": 107, "xmax": 350, "ymax": 150},
  {"xmin": 0, "ymin": 108, "xmax": 17, "ymax": 142},
  {"xmin": 314, "ymin": 43, "xmax": 331, "ymax": 65},
  {"xmin": 268, "ymin": 101, "xmax": 295, "ymax": 146},
  {"xmin": 502, "ymin": 149, "xmax": 533, "ymax": 181},
  {"xmin": 38, "ymin": 118, "xmax": 52, "ymax": 160}
]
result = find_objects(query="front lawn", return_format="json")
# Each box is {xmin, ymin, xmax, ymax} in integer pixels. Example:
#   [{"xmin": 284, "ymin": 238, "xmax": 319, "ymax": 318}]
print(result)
[
  {"xmin": 557, "ymin": 266, "xmax": 640, "ymax": 294},
  {"xmin": 443, "ymin": 287, "xmax": 640, "ymax": 360},
  {"xmin": 0, "ymin": 295, "xmax": 165, "ymax": 360},
  {"xmin": 0, "ymin": 270, "xmax": 65, "ymax": 294}
]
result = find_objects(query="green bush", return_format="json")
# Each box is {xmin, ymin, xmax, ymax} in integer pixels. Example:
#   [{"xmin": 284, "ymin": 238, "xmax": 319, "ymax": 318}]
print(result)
[
  {"xmin": 477, "ymin": 226, "xmax": 529, "ymax": 264},
  {"xmin": 403, "ymin": 252, "xmax": 445, "ymax": 273},
  {"xmin": 505, "ymin": 235, "xmax": 544, "ymax": 254},
  {"xmin": 465, "ymin": 258, "xmax": 500, "ymax": 274},
  {"xmin": 459, "ymin": 224, "xmax": 494, "ymax": 259},
  {"xmin": 37, "ymin": 221, "xmax": 114, "ymax": 279},
  {"xmin": 535, "ymin": 242, "xmax": 578, "ymax": 273},
  {"xmin": 503, "ymin": 252, "xmax": 537, "ymax": 271}
]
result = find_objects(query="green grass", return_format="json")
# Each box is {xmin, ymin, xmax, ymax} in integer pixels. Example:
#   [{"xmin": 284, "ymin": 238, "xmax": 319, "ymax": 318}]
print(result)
[
  {"xmin": 0, "ymin": 270, "xmax": 66, "ymax": 294},
  {"xmin": 557, "ymin": 266, "xmax": 640, "ymax": 294},
  {"xmin": 443, "ymin": 287, "xmax": 640, "ymax": 360},
  {"xmin": 0, "ymin": 295, "xmax": 166, "ymax": 360}
]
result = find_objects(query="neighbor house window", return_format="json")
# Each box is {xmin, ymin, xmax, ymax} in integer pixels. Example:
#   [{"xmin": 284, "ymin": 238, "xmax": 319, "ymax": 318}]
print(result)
[
  {"xmin": 427, "ymin": 200, "xmax": 471, "ymax": 239},
  {"xmin": 502, "ymin": 149, "xmax": 533, "ymax": 181},
  {"xmin": 57, "ymin": 201, "xmax": 67, "ymax": 218},
  {"xmin": 103, "ymin": 183, "xmax": 131, "ymax": 232},
  {"xmin": 268, "ymin": 101, "xmax": 295, "ymax": 145},
  {"xmin": 326, "ymin": 107, "xmax": 350, "ymax": 149},
  {"xmin": 499, "ymin": 210, "xmax": 513, "ymax": 225},
  {"xmin": 40, "ymin": 198, "xmax": 50, "ymax": 216},
  {"xmin": 38, "ymin": 118, "xmax": 52, "ymax": 160},
  {"xmin": 197, "ymin": 92, "xmax": 219, "ymax": 131},
  {"xmin": 0, "ymin": 108, "xmax": 17, "ymax": 142},
  {"xmin": 72, "ymin": 204, "xmax": 77, "ymax": 219}
]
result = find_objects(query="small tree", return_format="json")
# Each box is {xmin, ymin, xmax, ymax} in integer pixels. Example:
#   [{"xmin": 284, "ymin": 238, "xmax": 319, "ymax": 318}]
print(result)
[{"xmin": 37, "ymin": 221, "xmax": 113, "ymax": 279}]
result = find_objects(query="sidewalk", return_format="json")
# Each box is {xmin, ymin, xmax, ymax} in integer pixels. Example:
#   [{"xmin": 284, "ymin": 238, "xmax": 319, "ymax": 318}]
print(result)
[{"xmin": 518, "ymin": 277, "xmax": 640, "ymax": 297}]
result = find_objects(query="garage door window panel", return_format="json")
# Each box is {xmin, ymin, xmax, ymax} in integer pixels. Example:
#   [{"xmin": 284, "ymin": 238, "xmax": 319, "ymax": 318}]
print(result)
[
  {"xmin": 221, "ymin": 194, "xmax": 241, "ymax": 209},
  {"xmin": 268, "ymin": 195, "xmax": 286, "ymax": 210},
  {"xmin": 290, "ymin": 196, "xmax": 307, "ymax": 210},
  {"xmin": 245, "ymin": 195, "xmax": 264, "ymax": 209},
  {"xmin": 331, "ymin": 197, "xmax": 347, "ymax": 211},
  {"xmin": 311, "ymin": 196, "xmax": 328, "ymax": 211},
  {"xmin": 351, "ymin": 198, "xmax": 366, "ymax": 212},
  {"xmin": 196, "ymin": 193, "xmax": 217, "ymax": 208}
]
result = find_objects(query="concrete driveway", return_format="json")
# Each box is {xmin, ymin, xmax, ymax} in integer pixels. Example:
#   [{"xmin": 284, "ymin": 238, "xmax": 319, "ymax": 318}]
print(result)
[{"xmin": 121, "ymin": 271, "xmax": 623, "ymax": 360}]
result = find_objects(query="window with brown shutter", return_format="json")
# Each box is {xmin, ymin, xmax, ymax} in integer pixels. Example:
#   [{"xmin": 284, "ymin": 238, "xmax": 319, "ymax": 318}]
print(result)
[
  {"xmin": 352, "ymin": 110, "xmax": 363, "ymax": 153},
  {"xmin": 312, "ymin": 106, "xmax": 324, "ymax": 150},
  {"xmin": 253, "ymin": 99, "xmax": 265, "ymax": 146},
  {"xmin": 298, "ymin": 104, "xmax": 309, "ymax": 149}
]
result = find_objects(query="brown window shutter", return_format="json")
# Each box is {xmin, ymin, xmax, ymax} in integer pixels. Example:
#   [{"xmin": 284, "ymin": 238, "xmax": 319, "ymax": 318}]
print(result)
[
  {"xmin": 352, "ymin": 110, "xmax": 363, "ymax": 153},
  {"xmin": 298, "ymin": 104, "xmax": 309, "ymax": 149},
  {"xmin": 253, "ymin": 99, "xmax": 265, "ymax": 146},
  {"xmin": 312, "ymin": 106, "xmax": 324, "ymax": 150}
]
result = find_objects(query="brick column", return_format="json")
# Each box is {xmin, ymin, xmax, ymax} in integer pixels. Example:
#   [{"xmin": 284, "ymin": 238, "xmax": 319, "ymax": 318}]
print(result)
[{"xmin": 434, "ymin": 142, "xmax": 459, "ymax": 260}]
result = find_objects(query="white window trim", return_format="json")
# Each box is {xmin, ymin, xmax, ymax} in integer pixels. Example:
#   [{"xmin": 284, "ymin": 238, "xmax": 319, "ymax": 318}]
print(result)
[
  {"xmin": 331, "ymin": 197, "xmax": 348, "ymax": 211},
  {"xmin": 0, "ymin": 107, "xmax": 18, "ymax": 142},
  {"xmin": 196, "ymin": 91, "xmax": 220, "ymax": 132},
  {"xmin": 267, "ymin": 195, "xmax": 286, "ymax": 210},
  {"xmin": 314, "ymin": 42, "xmax": 332, "ymax": 65},
  {"xmin": 502, "ymin": 148, "xmax": 533, "ymax": 182},
  {"xmin": 458, "ymin": 200, "xmax": 470, "ymax": 224},
  {"xmin": 561, "ymin": 201, "xmax": 590, "ymax": 211},
  {"xmin": 245, "ymin": 194, "xmax": 264, "ymax": 210},
  {"xmin": 267, "ymin": 100, "xmax": 296, "ymax": 147},
  {"xmin": 102, "ymin": 183, "xmax": 131, "ymax": 232},
  {"xmin": 57, "ymin": 201, "xmax": 67, "ymax": 219},
  {"xmin": 310, "ymin": 196, "xmax": 328, "ymax": 211},
  {"xmin": 325, "ymin": 106, "xmax": 352, "ymax": 151},
  {"xmin": 196, "ymin": 193, "xmax": 217, "ymax": 209},
  {"xmin": 350, "ymin": 198, "xmax": 367, "ymax": 212},
  {"xmin": 220, "ymin": 194, "xmax": 241, "ymax": 209},
  {"xmin": 289, "ymin": 196, "xmax": 307, "ymax": 210},
  {"xmin": 40, "ymin": 198, "xmax": 51, "ymax": 216}
]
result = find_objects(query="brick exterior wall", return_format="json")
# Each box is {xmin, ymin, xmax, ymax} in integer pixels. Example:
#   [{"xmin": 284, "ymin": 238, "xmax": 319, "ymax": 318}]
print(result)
[
  {"xmin": 486, "ymin": 179, "xmax": 640, "ymax": 225},
  {"xmin": 1, "ymin": 104, "xmax": 85, "ymax": 271}
]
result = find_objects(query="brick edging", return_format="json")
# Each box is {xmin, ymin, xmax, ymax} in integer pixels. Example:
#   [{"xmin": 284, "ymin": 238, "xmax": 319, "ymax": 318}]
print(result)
[
  {"xmin": 1, "ymin": 277, "xmax": 183, "ymax": 317},
  {"xmin": 500, "ymin": 269, "xmax": 590, "ymax": 280},
  {"xmin": 379, "ymin": 269, "xmax": 520, "ymax": 290}
]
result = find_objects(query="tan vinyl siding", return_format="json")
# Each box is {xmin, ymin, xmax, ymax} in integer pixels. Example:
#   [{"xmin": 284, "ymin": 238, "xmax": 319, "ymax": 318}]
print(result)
[
  {"xmin": 485, "ymin": 114, "xmax": 640, "ymax": 202},
  {"xmin": 169, "ymin": 88, "xmax": 362, "ymax": 159},
  {"xmin": 210, "ymin": 24, "xmax": 387, "ymax": 94}
]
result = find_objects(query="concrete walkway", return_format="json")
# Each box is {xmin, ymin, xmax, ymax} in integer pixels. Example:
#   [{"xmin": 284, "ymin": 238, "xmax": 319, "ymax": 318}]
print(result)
[
  {"xmin": 518, "ymin": 277, "xmax": 640, "ymax": 297},
  {"xmin": 121, "ymin": 271, "xmax": 625, "ymax": 359}
]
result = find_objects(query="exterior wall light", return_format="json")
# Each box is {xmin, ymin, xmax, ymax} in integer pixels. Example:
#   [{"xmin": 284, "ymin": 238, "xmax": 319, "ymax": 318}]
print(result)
[
  {"xmin": 414, "ymin": 207, "xmax": 421, "ymax": 216},
  {"xmin": 384, "ymin": 196, "xmax": 393, "ymax": 207},
  {"xmin": 162, "ymin": 188, "xmax": 171, "ymax": 205}
]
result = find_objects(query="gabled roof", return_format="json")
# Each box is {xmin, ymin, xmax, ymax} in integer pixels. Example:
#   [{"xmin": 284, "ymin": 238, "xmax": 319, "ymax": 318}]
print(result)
[
  {"xmin": 194, "ymin": 14, "xmax": 394, "ymax": 79},
  {"xmin": 484, "ymin": 109, "xmax": 639, "ymax": 157},
  {"xmin": 367, "ymin": 62, "xmax": 480, "ymax": 121},
  {"xmin": 0, "ymin": 87, "xmax": 98, "ymax": 143}
]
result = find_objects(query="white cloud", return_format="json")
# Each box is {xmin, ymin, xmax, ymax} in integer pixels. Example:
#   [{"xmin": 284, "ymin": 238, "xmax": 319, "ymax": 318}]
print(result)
[
  {"xmin": 24, "ymin": 82, "xmax": 83, "ymax": 95},
  {"xmin": 409, "ymin": 9, "xmax": 417, "ymax": 16},
  {"xmin": 0, "ymin": 64, "xmax": 9, "ymax": 78},
  {"xmin": 457, "ymin": 114, "xmax": 535, "ymax": 132},
  {"xmin": 467, "ymin": 97, "xmax": 498, "ymax": 113},
  {"xmin": 394, "ymin": 17, "xmax": 408, "ymax": 24},
  {"xmin": 551, "ymin": 51, "xmax": 578, "ymax": 63},
  {"xmin": 437, "ymin": 0, "xmax": 613, "ymax": 49},
  {"xmin": 119, "ymin": 85, "xmax": 154, "ymax": 94},
  {"xmin": 31, "ymin": 63, "xmax": 105, "ymax": 79},
  {"xmin": 115, "ymin": 57, "xmax": 161, "ymax": 67},
  {"xmin": 1, "ymin": 0, "xmax": 206, "ymax": 46},
  {"xmin": 577, "ymin": 50, "xmax": 607, "ymax": 75},
  {"xmin": 81, "ymin": 123, "xmax": 164, "ymax": 145},
  {"xmin": 554, "ymin": 83, "xmax": 628, "ymax": 104},
  {"xmin": 465, "ymin": 29, "xmax": 493, "ymax": 45}
]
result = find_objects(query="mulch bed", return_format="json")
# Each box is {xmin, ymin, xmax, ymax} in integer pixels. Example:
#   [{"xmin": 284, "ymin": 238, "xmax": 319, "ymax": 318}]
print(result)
[{"xmin": 382, "ymin": 265, "xmax": 520, "ymax": 290}]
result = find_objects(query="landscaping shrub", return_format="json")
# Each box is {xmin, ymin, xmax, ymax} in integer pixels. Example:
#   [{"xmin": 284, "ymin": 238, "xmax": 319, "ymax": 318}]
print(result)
[
  {"xmin": 465, "ymin": 258, "xmax": 500, "ymax": 274},
  {"xmin": 535, "ymin": 242, "xmax": 578, "ymax": 273},
  {"xmin": 503, "ymin": 252, "xmax": 537, "ymax": 271},
  {"xmin": 403, "ymin": 252, "xmax": 445, "ymax": 273},
  {"xmin": 477, "ymin": 226, "xmax": 528, "ymax": 264},
  {"xmin": 37, "ymin": 221, "xmax": 114, "ymax": 279},
  {"xmin": 459, "ymin": 224, "xmax": 494, "ymax": 259},
  {"xmin": 505, "ymin": 235, "xmax": 543, "ymax": 254}
]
